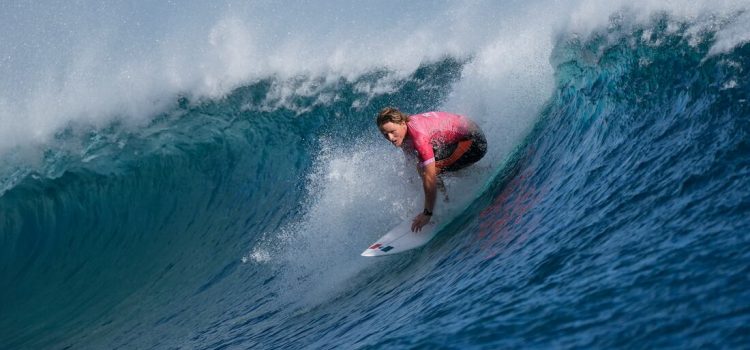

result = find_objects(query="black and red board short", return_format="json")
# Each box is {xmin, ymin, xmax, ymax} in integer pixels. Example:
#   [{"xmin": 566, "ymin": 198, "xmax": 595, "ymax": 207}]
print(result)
[{"xmin": 433, "ymin": 130, "xmax": 487, "ymax": 172}]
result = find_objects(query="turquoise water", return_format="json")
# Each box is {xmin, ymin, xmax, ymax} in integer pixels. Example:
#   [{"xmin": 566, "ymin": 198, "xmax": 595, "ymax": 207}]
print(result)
[{"xmin": 2, "ymin": 5, "xmax": 750, "ymax": 350}]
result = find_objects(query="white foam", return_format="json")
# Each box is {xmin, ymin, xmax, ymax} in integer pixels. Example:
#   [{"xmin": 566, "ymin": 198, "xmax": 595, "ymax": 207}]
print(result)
[
  {"xmin": 1, "ymin": 0, "xmax": 748, "ymax": 155},
  {"xmin": 710, "ymin": 11, "xmax": 750, "ymax": 55}
]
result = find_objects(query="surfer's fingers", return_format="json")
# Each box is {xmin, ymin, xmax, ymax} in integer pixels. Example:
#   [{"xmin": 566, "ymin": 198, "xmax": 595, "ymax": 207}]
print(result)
[
  {"xmin": 411, "ymin": 219, "xmax": 421, "ymax": 232},
  {"xmin": 412, "ymin": 217, "xmax": 426, "ymax": 232}
]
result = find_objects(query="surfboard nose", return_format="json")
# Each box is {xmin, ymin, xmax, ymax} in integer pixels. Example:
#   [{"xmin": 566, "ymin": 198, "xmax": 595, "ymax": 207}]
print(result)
[{"xmin": 361, "ymin": 243, "xmax": 396, "ymax": 257}]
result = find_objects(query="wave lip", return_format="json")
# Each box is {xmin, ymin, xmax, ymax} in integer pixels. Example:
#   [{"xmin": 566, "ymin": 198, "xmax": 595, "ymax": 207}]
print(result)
[{"xmin": 5, "ymin": 1, "xmax": 747, "ymax": 156}]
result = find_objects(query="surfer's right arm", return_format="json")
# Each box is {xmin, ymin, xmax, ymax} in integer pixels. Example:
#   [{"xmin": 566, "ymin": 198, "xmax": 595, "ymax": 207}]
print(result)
[{"xmin": 412, "ymin": 162, "xmax": 437, "ymax": 232}]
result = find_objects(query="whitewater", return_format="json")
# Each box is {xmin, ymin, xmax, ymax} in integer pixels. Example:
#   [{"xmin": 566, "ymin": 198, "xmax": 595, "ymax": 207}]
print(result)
[{"xmin": 1, "ymin": 1, "xmax": 749, "ymax": 349}]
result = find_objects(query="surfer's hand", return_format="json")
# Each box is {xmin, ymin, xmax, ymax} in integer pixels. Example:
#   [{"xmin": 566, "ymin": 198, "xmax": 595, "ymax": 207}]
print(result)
[{"xmin": 411, "ymin": 213, "xmax": 431, "ymax": 232}]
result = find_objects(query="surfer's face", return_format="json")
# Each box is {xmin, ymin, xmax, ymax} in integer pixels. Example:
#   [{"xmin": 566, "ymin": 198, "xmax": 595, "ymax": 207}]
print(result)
[{"xmin": 379, "ymin": 122, "xmax": 407, "ymax": 147}]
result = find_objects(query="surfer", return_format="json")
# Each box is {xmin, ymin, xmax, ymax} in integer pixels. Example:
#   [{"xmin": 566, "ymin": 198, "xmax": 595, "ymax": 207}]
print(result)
[{"xmin": 376, "ymin": 107, "xmax": 487, "ymax": 232}]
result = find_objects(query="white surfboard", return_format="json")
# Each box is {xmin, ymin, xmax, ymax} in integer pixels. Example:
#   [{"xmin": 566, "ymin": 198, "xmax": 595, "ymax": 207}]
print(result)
[{"xmin": 361, "ymin": 220, "xmax": 439, "ymax": 257}]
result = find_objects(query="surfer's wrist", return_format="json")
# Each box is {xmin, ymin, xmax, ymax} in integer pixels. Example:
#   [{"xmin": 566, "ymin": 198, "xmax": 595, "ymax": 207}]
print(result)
[{"xmin": 423, "ymin": 208, "xmax": 433, "ymax": 216}]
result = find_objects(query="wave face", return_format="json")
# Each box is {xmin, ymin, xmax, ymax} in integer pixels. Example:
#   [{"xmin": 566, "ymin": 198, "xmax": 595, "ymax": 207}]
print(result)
[
  {"xmin": 467, "ymin": 17, "xmax": 750, "ymax": 348},
  {"xmin": 2, "ymin": 6, "xmax": 750, "ymax": 350}
]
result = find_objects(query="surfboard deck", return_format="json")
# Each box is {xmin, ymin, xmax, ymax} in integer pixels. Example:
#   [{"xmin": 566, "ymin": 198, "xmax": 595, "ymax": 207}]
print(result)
[{"xmin": 361, "ymin": 220, "xmax": 439, "ymax": 257}]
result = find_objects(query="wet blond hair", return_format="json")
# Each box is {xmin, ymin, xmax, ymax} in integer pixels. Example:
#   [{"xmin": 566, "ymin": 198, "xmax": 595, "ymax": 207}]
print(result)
[{"xmin": 376, "ymin": 107, "xmax": 410, "ymax": 127}]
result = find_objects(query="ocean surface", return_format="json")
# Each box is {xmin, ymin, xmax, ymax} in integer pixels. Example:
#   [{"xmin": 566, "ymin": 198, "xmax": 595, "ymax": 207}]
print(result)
[{"xmin": 1, "ymin": 1, "xmax": 749, "ymax": 349}]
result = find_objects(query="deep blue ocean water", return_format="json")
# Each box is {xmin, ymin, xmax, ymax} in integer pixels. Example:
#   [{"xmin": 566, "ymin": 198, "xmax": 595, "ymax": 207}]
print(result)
[{"xmin": 2, "ymin": 6, "xmax": 750, "ymax": 350}]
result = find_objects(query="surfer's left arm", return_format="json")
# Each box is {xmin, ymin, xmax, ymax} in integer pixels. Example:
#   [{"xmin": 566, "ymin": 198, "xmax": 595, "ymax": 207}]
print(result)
[{"xmin": 412, "ymin": 162, "xmax": 437, "ymax": 232}]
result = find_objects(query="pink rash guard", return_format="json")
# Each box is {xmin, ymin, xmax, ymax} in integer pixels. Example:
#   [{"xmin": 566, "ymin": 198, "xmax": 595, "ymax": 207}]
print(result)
[{"xmin": 403, "ymin": 111, "xmax": 474, "ymax": 167}]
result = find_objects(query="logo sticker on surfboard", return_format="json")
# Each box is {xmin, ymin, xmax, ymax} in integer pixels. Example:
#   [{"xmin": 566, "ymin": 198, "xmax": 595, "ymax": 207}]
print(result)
[
  {"xmin": 362, "ymin": 220, "xmax": 438, "ymax": 257},
  {"xmin": 367, "ymin": 243, "xmax": 394, "ymax": 252}
]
